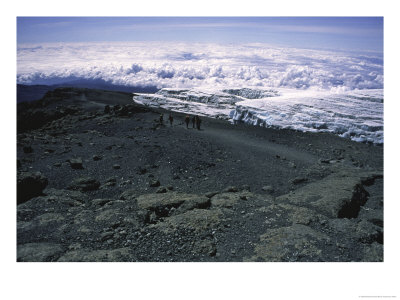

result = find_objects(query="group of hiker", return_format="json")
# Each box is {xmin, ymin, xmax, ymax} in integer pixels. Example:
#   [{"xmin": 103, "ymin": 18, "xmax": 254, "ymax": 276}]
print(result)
[
  {"xmin": 158, "ymin": 112, "xmax": 202, "ymax": 130},
  {"xmin": 184, "ymin": 114, "xmax": 202, "ymax": 130}
]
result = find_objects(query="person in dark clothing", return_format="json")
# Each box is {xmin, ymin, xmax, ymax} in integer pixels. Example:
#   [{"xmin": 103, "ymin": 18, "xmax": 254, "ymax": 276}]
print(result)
[
  {"xmin": 168, "ymin": 113, "xmax": 174, "ymax": 126},
  {"xmin": 184, "ymin": 115, "xmax": 190, "ymax": 128},
  {"xmin": 159, "ymin": 114, "xmax": 164, "ymax": 124},
  {"xmin": 192, "ymin": 115, "xmax": 196, "ymax": 128},
  {"xmin": 196, "ymin": 116, "xmax": 202, "ymax": 130}
]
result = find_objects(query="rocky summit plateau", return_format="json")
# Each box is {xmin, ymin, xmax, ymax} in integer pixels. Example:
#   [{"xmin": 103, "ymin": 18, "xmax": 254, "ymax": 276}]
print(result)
[{"xmin": 17, "ymin": 87, "xmax": 383, "ymax": 262}]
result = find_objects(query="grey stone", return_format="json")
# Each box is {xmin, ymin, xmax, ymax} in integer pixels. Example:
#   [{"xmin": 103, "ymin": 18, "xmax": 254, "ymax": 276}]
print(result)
[
  {"xmin": 205, "ymin": 191, "xmax": 219, "ymax": 198},
  {"xmin": 245, "ymin": 224, "xmax": 330, "ymax": 262},
  {"xmin": 156, "ymin": 186, "xmax": 167, "ymax": 193},
  {"xmin": 94, "ymin": 208, "xmax": 133, "ymax": 223},
  {"xmin": 355, "ymin": 220, "xmax": 383, "ymax": 244},
  {"xmin": 278, "ymin": 204, "xmax": 325, "ymax": 225},
  {"xmin": 358, "ymin": 208, "xmax": 383, "ymax": 227},
  {"xmin": 223, "ymin": 186, "xmax": 239, "ymax": 193},
  {"xmin": 262, "ymin": 185, "xmax": 274, "ymax": 193},
  {"xmin": 68, "ymin": 177, "xmax": 100, "ymax": 191},
  {"xmin": 149, "ymin": 180, "xmax": 160, "ymax": 187},
  {"xmin": 151, "ymin": 208, "xmax": 225, "ymax": 234},
  {"xmin": 193, "ymin": 239, "xmax": 217, "ymax": 256},
  {"xmin": 241, "ymin": 185, "xmax": 251, "ymax": 191},
  {"xmin": 119, "ymin": 189, "xmax": 137, "ymax": 201},
  {"xmin": 57, "ymin": 248, "xmax": 132, "ymax": 262},
  {"xmin": 211, "ymin": 192, "xmax": 252, "ymax": 208},
  {"xmin": 361, "ymin": 242, "xmax": 383, "ymax": 262},
  {"xmin": 100, "ymin": 231, "xmax": 114, "ymax": 242},
  {"xmin": 136, "ymin": 192, "xmax": 210, "ymax": 219},
  {"xmin": 105, "ymin": 177, "xmax": 117, "ymax": 183},
  {"xmin": 327, "ymin": 219, "xmax": 383, "ymax": 244},
  {"xmin": 44, "ymin": 188, "xmax": 88, "ymax": 201},
  {"xmin": 91, "ymin": 198, "xmax": 113, "ymax": 207},
  {"xmin": 17, "ymin": 243, "xmax": 64, "ymax": 262},
  {"xmin": 291, "ymin": 177, "xmax": 308, "ymax": 185},
  {"xmin": 92, "ymin": 155, "xmax": 102, "ymax": 161}
]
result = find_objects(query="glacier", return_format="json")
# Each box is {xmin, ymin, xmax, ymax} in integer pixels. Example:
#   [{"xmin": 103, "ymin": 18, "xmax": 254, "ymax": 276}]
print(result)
[{"xmin": 133, "ymin": 87, "xmax": 383, "ymax": 144}]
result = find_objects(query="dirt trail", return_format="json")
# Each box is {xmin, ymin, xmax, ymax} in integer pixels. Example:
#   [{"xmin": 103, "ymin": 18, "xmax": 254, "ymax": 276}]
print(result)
[{"xmin": 194, "ymin": 126, "xmax": 318, "ymax": 165}]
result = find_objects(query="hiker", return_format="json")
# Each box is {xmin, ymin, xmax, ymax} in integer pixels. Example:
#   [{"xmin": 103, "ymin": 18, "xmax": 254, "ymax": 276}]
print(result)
[
  {"xmin": 196, "ymin": 115, "xmax": 202, "ymax": 130},
  {"xmin": 168, "ymin": 113, "xmax": 173, "ymax": 126},
  {"xmin": 184, "ymin": 115, "xmax": 190, "ymax": 128},
  {"xmin": 192, "ymin": 115, "xmax": 196, "ymax": 128},
  {"xmin": 159, "ymin": 114, "xmax": 164, "ymax": 124}
]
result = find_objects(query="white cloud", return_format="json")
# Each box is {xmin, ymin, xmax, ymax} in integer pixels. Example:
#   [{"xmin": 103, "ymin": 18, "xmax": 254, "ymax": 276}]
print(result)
[{"xmin": 17, "ymin": 41, "xmax": 383, "ymax": 91}]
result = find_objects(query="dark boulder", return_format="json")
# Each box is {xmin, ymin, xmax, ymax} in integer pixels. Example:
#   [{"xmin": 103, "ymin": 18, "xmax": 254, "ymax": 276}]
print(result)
[
  {"xmin": 17, "ymin": 172, "xmax": 48, "ymax": 204},
  {"xmin": 69, "ymin": 158, "xmax": 84, "ymax": 169}
]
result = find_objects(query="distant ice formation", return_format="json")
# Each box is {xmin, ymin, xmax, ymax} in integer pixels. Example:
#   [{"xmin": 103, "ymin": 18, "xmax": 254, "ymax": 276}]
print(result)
[{"xmin": 134, "ymin": 87, "xmax": 383, "ymax": 144}]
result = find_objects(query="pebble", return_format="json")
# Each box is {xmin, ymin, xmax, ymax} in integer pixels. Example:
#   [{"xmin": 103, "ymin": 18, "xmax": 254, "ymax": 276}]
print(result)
[
  {"xmin": 93, "ymin": 155, "xmax": 102, "ymax": 161},
  {"xmin": 150, "ymin": 180, "xmax": 160, "ymax": 187},
  {"xmin": 100, "ymin": 232, "xmax": 114, "ymax": 241},
  {"xmin": 156, "ymin": 186, "xmax": 167, "ymax": 193},
  {"xmin": 262, "ymin": 185, "xmax": 274, "ymax": 193}
]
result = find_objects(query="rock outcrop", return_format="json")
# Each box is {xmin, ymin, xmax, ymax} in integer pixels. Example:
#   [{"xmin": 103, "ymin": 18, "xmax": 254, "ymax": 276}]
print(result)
[{"xmin": 276, "ymin": 172, "xmax": 370, "ymax": 218}]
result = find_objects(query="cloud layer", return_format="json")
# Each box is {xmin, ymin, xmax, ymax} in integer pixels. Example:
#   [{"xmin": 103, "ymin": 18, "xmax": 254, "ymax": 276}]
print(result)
[{"xmin": 17, "ymin": 42, "xmax": 383, "ymax": 91}]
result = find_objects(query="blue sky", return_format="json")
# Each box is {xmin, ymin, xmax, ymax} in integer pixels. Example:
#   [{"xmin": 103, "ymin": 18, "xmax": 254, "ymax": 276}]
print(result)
[{"xmin": 17, "ymin": 17, "xmax": 383, "ymax": 52}]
